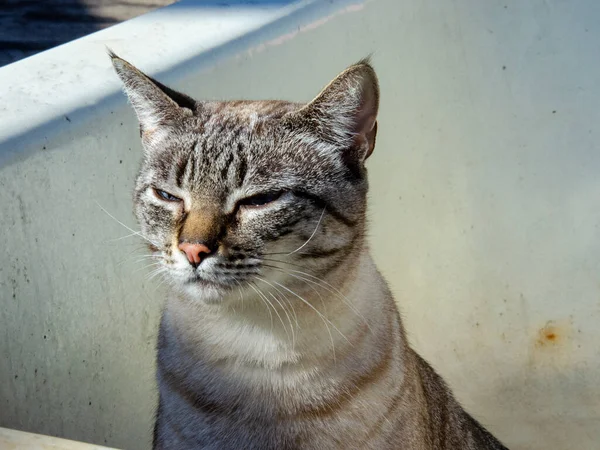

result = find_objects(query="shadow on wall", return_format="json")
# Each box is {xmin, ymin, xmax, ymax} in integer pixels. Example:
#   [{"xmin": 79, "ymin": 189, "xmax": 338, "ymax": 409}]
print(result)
[
  {"xmin": 0, "ymin": 0, "xmax": 302, "ymax": 67},
  {"xmin": 0, "ymin": 0, "xmax": 300, "ymax": 67},
  {"xmin": 0, "ymin": 0, "xmax": 312, "ymax": 167},
  {"xmin": 0, "ymin": 0, "xmax": 176, "ymax": 67}
]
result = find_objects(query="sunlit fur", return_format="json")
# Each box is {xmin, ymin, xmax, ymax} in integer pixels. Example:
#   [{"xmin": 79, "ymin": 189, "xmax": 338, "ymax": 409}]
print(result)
[{"xmin": 111, "ymin": 52, "xmax": 508, "ymax": 450}]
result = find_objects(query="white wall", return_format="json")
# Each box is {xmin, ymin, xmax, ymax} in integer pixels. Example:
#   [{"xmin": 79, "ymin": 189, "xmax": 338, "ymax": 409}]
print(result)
[{"xmin": 1, "ymin": 0, "xmax": 599, "ymax": 448}]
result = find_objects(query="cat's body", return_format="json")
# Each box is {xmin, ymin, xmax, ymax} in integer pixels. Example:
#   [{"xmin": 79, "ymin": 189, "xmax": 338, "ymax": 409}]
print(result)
[
  {"xmin": 155, "ymin": 255, "xmax": 502, "ymax": 450},
  {"xmin": 110, "ymin": 53, "xmax": 508, "ymax": 449}
]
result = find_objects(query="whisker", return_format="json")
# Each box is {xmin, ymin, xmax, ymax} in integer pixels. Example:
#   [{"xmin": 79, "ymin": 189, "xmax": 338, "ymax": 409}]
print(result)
[
  {"xmin": 258, "ymin": 279, "xmax": 301, "ymax": 338},
  {"xmin": 132, "ymin": 261, "xmax": 163, "ymax": 274},
  {"xmin": 263, "ymin": 251, "xmax": 326, "ymax": 257},
  {"xmin": 268, "ymin": 279, "xmax": 351, "ymax": 363},
  {"xmin": 254, "ymin": 276, "xmax": 297, "ymax": 347},
  {"xmin": 261, "ymin": 262, "xmax": 372, "ymax": 334},
  {"xmin": 95, "ymin": 201, "xmax": 159, "ymax": 248},
  {"xmin": 252, "ymin": 278, "xmax": 293, "ymax": 344},
  {"xmin": 106, "ymin": 231, "xmax": 144, "ymax": 243},
  {"xmin": 114, "ymin": 246, "xmax": 149, "ymax": 267},
  {"xmin": 268, "ymin": 291, "xmax": 296, "ymax": 349},
  {"xmin": 247, "ymin": 282, "xmax": 274, "ymax": 332},
  {"xmin": 152, "ymin": 273, "xmax": 171, "ymax": 293},
  {"xmin": 262, "ymin": 257, "xmax": 313, "ymax": 271},
  {"xmin": 286, "ymin": 270, "xmax": 371, "ymax": 333},
  {"xmin": 286, "ymin": 208, "xmax": 326, "ymax": 255},
  {"xmin": 131, "ymin": 254, "xmax": 162, "ymax": 265},
  {"xmin": 233, "ymin": 279, "xmax": 246, "ymax": 311},
  {"xmin": 265, "ymin": 267, "xmax": 329, "ymax": 323},
  {"xmin": 147, "ymin": 267, "xmax": 167, "ymax": 282}
]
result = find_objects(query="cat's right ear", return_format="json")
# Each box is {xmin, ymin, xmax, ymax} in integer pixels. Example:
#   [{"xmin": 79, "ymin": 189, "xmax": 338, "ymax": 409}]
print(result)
[
  {"xmin": 281, "ymin": 58, "xmax": 379, "ymax": 174},
  {"xmin": 109, "ymin": 50, "xmax": 194, "ymax": 146}
]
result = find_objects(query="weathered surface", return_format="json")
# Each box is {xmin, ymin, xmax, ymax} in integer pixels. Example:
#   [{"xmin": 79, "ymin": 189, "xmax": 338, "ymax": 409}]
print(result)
[
  {"xmin": 0, "ymin": 427, "xmax": 118, "ymax": 449},
  {"xmin": 0, "ymin": 0, "xmax": 174, "ymax": 67},
  {"xmin": 1, "ymin": 0, "xmax": 600, "ymax": 449}
]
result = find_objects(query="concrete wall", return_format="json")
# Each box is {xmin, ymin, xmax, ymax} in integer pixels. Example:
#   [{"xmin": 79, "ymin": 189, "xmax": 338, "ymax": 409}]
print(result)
[{"xmin": 1, "ymin": 0, "xmax": 599, "ymax": 448}]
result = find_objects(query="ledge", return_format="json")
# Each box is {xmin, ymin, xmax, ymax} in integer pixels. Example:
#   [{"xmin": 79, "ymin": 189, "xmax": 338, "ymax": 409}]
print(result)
[
  {"xmin": 0, "ymin": 0, "xmax": 363, "ymax": 164},
  {"xmin": 0, "ymin": 427, "xmax": 118, "ymax": 450}
]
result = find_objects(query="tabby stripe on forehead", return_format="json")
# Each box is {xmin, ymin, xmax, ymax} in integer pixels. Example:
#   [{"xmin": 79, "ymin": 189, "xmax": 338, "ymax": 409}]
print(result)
[
  {"xmin": 221, "ymin": 152, "xmax": 234, "ymax": 180},
  {"xmin": 175, "ymin": 141, "xmax": 196, "ymax": 187},
  {"xmin": 228, "ymin": 123, "xmax": 244, "ymax": 145},
  {"xmin": 236, "ymin": 144, "xmax": 248, "ymax": 187},
  {"xmin": 192, "ymin": 139, "xmax": 208, "ymax": 183},
  {"xmin": 209, "ymin": 117, "xmax": 238, "ymax": 150}
]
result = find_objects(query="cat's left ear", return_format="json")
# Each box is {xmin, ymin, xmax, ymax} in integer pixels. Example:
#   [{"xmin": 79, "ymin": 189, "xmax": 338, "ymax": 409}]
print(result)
[
  {"xmin": 284, "ymin": 58, "xmax": 379, "ymax": 165},
  {"xmin": 109, "ymin": 50, "xmax": 195, "ymax": 145}
]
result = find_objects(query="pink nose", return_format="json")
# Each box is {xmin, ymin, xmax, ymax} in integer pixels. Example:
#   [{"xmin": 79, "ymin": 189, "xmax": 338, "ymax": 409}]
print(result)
[{"xmin": 178, "ymin": 242, "xmax": 212, "ymax": 267}]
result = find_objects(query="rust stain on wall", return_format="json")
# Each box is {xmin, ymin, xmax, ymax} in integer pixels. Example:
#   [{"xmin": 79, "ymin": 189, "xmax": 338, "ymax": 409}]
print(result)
[
  {"xmin": 535, "ymin": 321, "xmax": 563, "ymax": 348},
  {"xmin": 529, "ymin": 319, "xmax": 575, "ymax": 370}
]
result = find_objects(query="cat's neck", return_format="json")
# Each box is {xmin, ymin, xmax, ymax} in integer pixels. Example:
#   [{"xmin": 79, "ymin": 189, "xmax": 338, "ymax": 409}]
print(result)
[{"xmin": 162, "ymin": 247, "xmax": 397, "ymax": 373}]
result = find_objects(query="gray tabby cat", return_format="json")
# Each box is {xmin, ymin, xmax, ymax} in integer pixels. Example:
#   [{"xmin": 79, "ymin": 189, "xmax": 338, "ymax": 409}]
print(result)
[{"xmin": 110, "ymin": 52, "xmax": 508, "ymax": 450}]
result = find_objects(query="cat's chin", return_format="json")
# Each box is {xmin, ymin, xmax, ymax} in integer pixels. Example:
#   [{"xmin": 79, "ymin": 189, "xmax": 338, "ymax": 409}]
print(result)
[{"xmin": 176, "ymin": 279, "xmax": 231, "ymax": 304}]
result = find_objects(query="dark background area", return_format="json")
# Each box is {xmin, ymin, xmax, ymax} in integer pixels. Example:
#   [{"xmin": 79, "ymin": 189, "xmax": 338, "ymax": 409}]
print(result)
[{"xmin": 0, "ymin": 0, "xmax": 176, "ymax": 67}]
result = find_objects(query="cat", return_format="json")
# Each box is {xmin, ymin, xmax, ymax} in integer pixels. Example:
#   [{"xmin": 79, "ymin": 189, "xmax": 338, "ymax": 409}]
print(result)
[{"xmin": 110, "ymin": 51, "xmax": 508, "ymax": 450}]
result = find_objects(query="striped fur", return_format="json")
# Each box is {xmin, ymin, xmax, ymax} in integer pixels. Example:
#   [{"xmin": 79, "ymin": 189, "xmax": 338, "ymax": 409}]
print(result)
[{"xmin": 111, "ymin": 53, "xmax": 508, "ymax": 449}]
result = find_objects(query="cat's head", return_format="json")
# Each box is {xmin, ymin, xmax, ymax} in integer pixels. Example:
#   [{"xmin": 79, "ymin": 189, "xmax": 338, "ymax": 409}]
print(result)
[{"xmin": 111, "ymin": 52, "xmax": 379, "ymax": 304}]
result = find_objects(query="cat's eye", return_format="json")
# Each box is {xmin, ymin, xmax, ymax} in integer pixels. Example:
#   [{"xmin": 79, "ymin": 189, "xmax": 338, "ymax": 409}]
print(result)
[
  {"xmin": 153, "ymin": 188, "xmax": 182, "ymax": 203},
  {"xmin": 239, "ymin": 191, "xmax": 283, "ymax": 208}
]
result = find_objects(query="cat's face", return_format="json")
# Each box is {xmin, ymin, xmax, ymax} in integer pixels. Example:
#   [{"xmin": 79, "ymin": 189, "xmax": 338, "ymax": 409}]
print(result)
[{"xmin": 111, "ymin": 54, "xmax": 379, "ymax": 304}]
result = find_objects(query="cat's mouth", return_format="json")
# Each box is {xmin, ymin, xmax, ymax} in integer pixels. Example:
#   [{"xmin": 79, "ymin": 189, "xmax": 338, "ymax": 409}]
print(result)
[
  {"xmin": 169, "ymin": 255, "xmax": 260, "ymax": 297},
  {"xmin": 184, "ymin": 273, "xmax": 228, "ymax": 287}
]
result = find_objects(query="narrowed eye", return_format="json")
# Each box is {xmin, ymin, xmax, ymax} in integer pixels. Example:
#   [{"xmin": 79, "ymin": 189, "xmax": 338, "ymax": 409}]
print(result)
[
  {"xmin": 239, "ymin": 191, "xmax": 283, "ymax": 208},
  {"xmin": 153, "ymin": 188, "xmax": 182, "ymax": 202}
]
